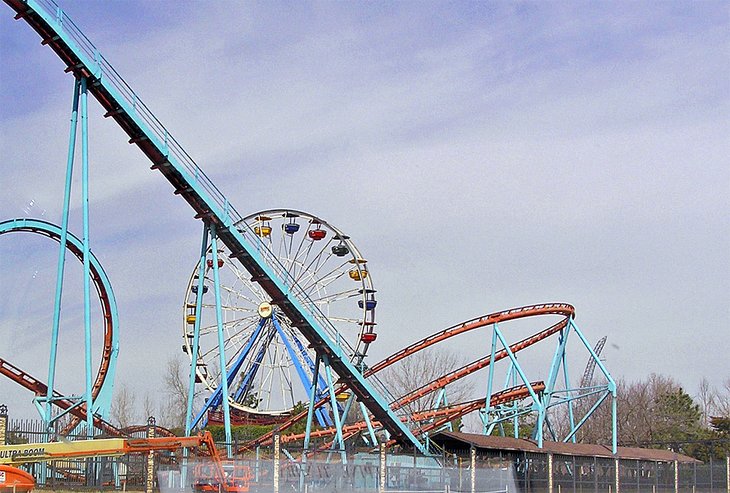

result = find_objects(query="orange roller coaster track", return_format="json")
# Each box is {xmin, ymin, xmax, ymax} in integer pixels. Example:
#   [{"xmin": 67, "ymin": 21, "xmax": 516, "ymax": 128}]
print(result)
[
  {"xmin": 278, "ymin": 381, "xmax": 545, "ymax": 447},
  {"xmin": 242, "ymin": 304, "xmax": 572, "ymax": 450}
]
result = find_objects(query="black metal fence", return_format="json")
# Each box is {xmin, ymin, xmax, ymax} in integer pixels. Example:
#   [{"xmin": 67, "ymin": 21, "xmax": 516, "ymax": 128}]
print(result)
[{"xmin": 2, "ymin": 412, "xmax": 729, "ymax": 492}]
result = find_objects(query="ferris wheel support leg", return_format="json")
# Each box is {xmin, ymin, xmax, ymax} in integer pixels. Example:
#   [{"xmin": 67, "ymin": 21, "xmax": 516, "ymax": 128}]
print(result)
[
  {"xmin": 289, "ymin": 331, "xmax": 333, "ymax": 427},
  {"xmin": 210, "ymin": 224, "xmax": 233, "ymax": 456},
  {"xmin": 271, "ymin": 316, "xmax": 330, "ymax": 428}
]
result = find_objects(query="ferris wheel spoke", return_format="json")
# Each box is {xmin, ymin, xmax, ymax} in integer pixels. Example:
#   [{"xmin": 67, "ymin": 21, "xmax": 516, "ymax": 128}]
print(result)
[
  {"xmin": 235, "ymin": 325, "xmax": 275, "ymax": 404},
  {"xmin": 277, "ymin": 231, "xmax": 298, "ymax": 275},
  {"xmin": 309, "ymin": 287, "xmax": 361, "ymax": 305},
  {"xmin": 199, "ymin": 315, "xmax": 258, "ymax": 337},
  {"xmin": 326, "ymin": 316, "xmax": 362, "ymax": 325},
  {"xmin": 261, "ymin": 352, "xmax": 278, "ymax": 411},
  {"xmin": 289, "ymin": 239, "xmax": 315, "ymax": 282},
  {"xmin": 201, "ymin": 303, "xmax": 257, "ymax": 314},
  {"xmin": 305, "ymin": 240, "xmax": 338, "ymax": 282},
  {"xmin": 217, "ymin": 283, "xmax": 260, "ymax": 304},
  {"xmin": 184, "ymin": 209, "xmax": 374, "ymax": 416},
  {"xmin": 292, "ymin": 238, "xmax": 334, "ymax": 287},
  {"xmin": 285, "ymin": 363, "xmax": 295, "ymax": 409},
  {"xmin": 222, "ymin": 268, "xmax": 267, "ymax": 303},
  {"xmin": 299, "ymin": 268, "xmax": 350, "ymax": 296}
]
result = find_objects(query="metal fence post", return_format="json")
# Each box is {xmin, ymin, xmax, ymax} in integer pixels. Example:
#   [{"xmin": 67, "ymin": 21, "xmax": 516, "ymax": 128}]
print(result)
[
  {"xmin": 615, "ymin": 457, "xmax": 620, "ymax": 493},
  {"xmin": 674, "ymin": 460, "xmax": 679, "ymax": 493},
  {"xmin": 274, "ymin": 433, "xmax": 280, "ymax": 493},
  {"xmin": 548, "ymin": 453, "xmax": 553, "ymax": 493},
  {"xmin": 470, "ymin": 447, "xmax": 476, "ymax": 493},
  {"xmin": 725, "ymin": 456, "xmax": 729, "ymax": 493},
  {"xmin": 0, "ymin": 404, "xmax": 7, "ymax": 446},
  {"xmin": 146, "ymin": 416, "xmax": 156, "ymax": 493},
  {"xmin": 379, "ymin": 443, "xmax": 386, "ymax": 492}
]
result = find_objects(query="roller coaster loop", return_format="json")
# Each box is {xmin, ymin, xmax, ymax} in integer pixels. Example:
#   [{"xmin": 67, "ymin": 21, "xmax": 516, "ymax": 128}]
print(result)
[
  {"xmin": 0, "ymin": 218, "xmax": 119, "ymax": 433},
  {"xmin": 3, "ymin": 0, "xmax": 427, "ymax": 453}
]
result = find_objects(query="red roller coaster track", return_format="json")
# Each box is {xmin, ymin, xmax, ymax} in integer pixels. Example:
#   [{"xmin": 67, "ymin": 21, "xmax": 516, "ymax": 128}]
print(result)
[{"xmin": 241, "ymin": 304, "xmax": 573, "ymax": 450}]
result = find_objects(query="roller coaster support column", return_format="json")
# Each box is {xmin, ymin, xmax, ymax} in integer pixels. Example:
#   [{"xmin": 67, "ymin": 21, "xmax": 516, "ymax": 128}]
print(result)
[
  {"xmin": 506, "ymin": 364, "xmax": 519, "ymax": 437},
  {"xmin": 483, "ymin": 322, "xmax": 499, "ymax": 435},
  {"xmin": 360, "ymin": 401, "xmax": 378, "ymax": 446},
  {"xmin": 327, "ymin": 392, "xmax": 357, "ymax": 462},
  {"xmin": 43, "ymin": 77, "xmax": 97, "ymax": 442},
  {"xmin": 323, "ymin": 355, "xmax": 347, "ymax": 463},
  {"xmin": 567, "ymin": 318, "xmax": 617, "ymax": 454},
  {"xmin": 46, "ymin": 78, "xmax": 80, "ymax": 438},
  {"xmin": 183, "ymin": 226, "xmax": 210, "ymax": 482},
  {"xmin": 301, "ymin": 354, "xmax": 322, "ymax": 492},
  {"xmin": 210, "ymin": 223, "xmax": 233, "ymax": 456},
  {"xmin": 80, "ymin": 76, "xmax": 94, "ymax": 439},
  {"xmin": 544, "ymin": 323, "xmax": 576, "ymax": 442},
  {"xmin": 493, "ymin": 326, "xmax": 546, "ymax": 447}
]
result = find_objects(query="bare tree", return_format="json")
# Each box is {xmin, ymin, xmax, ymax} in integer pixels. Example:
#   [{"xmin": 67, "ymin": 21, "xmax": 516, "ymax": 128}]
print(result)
[
  {"xmin": 380, "ymin": 347, "xmax": 473, "ymax": 418},
  {"xmin": 696, "ymin": 378, "xmax": 717, "ymax": 426},
  {"xmin": 159, "ymin": 355, "xmax": 204, "ymax": 430},
  {"xmin": 159, "ymin": 356, "xmax": 190, "ymax": 430},
  {"xmin": 110, "ymin": 382, "xmax": 137, "ymax": 428},
  {"xmin": 715, "ymin": 378, "xmax": 730, "ymax": 417},
  {"xmin": 142, "ymin": 392, "xmax": 156, "ymax": 422}
]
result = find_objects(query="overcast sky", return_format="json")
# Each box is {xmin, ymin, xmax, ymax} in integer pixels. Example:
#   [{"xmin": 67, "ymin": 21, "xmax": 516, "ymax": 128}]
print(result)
[{"xmin": 0, "ymin": 1, "xmax": 728, "ymax": 423}]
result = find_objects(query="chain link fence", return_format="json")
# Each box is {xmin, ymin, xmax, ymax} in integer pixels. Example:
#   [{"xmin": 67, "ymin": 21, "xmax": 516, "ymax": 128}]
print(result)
[{"xmin": 2, "ymin": 412, "xmax": 728, "ymax": 492}]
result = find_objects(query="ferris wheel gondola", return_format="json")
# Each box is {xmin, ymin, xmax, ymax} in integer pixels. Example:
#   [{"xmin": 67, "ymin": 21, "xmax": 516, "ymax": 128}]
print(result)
[{"xmin": 182, "ymin": 209, "xmax": 377, "ymax": 420}]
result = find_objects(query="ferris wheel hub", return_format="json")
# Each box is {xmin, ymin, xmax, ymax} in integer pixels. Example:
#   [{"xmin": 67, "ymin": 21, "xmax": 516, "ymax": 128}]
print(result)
[{"xmin": 257, "ymin": 301, "xmax": 273, "ymax": 318}]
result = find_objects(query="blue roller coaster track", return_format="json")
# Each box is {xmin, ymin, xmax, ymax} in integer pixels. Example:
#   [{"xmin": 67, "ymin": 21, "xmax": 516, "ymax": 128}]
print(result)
[{"xmin": 3, "ymin": 0, "xmax": 426, "ymax": 453}]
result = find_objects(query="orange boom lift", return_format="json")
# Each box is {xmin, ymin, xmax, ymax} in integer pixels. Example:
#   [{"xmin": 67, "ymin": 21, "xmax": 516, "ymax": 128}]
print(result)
[{"xmin": 0, "ymin": 432, "xmax": 251, "ymax": 492}]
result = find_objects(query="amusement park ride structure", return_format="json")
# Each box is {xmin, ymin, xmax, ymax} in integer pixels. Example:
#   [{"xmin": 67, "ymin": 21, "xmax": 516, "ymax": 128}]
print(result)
[{"xmin": 0, "ymin": 0, "xmax": 618, "ymax": 479}]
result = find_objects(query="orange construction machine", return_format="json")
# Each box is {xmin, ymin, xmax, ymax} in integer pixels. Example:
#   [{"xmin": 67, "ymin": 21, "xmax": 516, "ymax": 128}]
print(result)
[{"xmin": 0, "ymin": 431, "xmax": 251, "ymax": 492}]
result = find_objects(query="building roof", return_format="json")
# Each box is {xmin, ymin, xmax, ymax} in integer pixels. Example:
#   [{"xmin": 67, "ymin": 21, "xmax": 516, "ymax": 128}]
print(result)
[{"xmin": 430, "ymin": 431, "xmax": 700, "ymax": 464}]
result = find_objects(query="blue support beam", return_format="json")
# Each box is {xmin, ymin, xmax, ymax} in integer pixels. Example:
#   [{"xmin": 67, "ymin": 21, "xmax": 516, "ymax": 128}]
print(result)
[
  {"xmin": 185, "ymin": 226, "xmax": 210, "ymax": 437},
  {"xmin": 7, "ymin": 0, "xmax": 426, "ymax": 452},
  {"xmin": 210, "ymin": 225, "xmax": 232, "ymax": 455},
  {"xmin": 47, "ymin": 78, "xmax": 81, "ymax": 438},
  {"xmin": 80, "ymin": 76, "xmax": 94, "ymax": 438}
]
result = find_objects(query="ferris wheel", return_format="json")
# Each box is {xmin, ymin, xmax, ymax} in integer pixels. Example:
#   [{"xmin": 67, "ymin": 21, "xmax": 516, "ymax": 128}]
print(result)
[{"xmin": 182, "ymin": 209, "xmax": 377, "ymax": 420}]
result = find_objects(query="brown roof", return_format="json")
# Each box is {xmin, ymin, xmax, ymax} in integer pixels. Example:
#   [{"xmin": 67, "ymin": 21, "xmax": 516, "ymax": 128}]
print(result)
[{"xmin": 431, "ymin": 431, "xmax": 700, "ymax": 463}]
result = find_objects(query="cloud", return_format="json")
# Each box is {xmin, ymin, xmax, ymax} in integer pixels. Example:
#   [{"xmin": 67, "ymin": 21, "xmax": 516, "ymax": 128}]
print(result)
[{"xmin": 1, "ymin": 0, "xmax": 728, "ymax": 421}]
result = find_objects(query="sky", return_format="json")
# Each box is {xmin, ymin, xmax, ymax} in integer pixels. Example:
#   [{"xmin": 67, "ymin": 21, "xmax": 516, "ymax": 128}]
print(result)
[{"xmin": 0, "ymin": 1, "xmax": 728, "ymax": 425}]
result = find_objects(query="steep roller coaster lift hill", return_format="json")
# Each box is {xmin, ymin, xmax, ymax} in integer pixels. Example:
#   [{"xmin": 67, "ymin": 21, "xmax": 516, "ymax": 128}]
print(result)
[{"xmin": 2, "ymin": 0, "xmax": 427, "ymax": 454}]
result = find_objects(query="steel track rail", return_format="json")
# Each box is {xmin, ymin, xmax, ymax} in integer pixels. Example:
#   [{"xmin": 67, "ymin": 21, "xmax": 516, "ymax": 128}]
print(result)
[
  {"xmin": 278, "ymin": 382, "xmax": 544, "ymax": 445},
  {"xmin": 2, "ymin": 0, "xmax": 424, "ymax": 450},
  {"xmin": 0, "ymin": 218, "xmax": 118, "ymax": 434},
  {"xmin": 0, "ymin": 357, "xmax": 121, "ymax": 436},
  {"xmin": 242, "ymin": 304, "xmax": 573, "ymax": 449}
]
